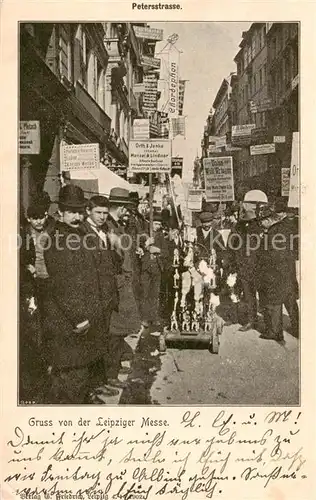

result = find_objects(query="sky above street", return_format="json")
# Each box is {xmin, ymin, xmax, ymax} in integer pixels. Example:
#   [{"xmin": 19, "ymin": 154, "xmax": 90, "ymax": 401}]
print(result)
[{"xmin": 152, "ymin": 22, "xmax": 250, "ymax": 181}]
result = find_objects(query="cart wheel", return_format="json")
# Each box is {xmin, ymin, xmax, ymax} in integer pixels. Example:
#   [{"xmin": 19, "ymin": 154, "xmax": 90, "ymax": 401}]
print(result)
[{"xmin": 210, "ymin": 327, "xmax": 220, "ymax": 354}]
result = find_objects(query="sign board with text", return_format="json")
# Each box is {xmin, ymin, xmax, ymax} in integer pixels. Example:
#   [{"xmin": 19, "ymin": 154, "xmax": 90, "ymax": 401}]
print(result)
[
  {"xmin": 288, "ymin": 132, "xmax": 299, "ymax": 208},
  {"xmin": 203, "ymin": 156, "xmax": 234, "ymax": 202},
  {"xmin": 281, "ymin": 168, "xmax": 291, "ymax": 197},
  {"xmin": 129, "ymin": 140, "xmax": 172, "ymax": 173},
  {"xmin": 133, "ymin": 26, "xmax": 163, "ymax": 41},
  {"xmin": 133, "ymin": 119, "xmax": 150, "ymax": 140},
  {"xmin": 274, "ymin": 136, "xmax": 286, "ymax": 143},
  {"xmin": 187, "ymin": 189, "xmax": 203, "ymax": 211},
  {"xmin": 19, "ymin": 121, "xmax": 40, "ymax": 154},
  {"xmin": 232, "ymin": 124, "xmax": 255, "ymax": 146},
  {"xmin": 141, "ymin": 56, "xmax": 161, "ymax": 69},
  {"xmin": 60, "ymin": 143, "xmax": 100, "ymax": 171},
  {"xmin": 250, "ymin": 143, "xmax": 276, "ymax": 155}
]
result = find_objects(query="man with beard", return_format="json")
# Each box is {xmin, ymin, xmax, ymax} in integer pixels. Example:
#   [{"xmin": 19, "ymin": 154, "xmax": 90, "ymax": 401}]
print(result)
[
  {"xmin": 256, "ymin": 202, "xmax": 299, "ymax": 341},
  {"xmin": 43, "ymin": 185, "xmax": 119, "ymax": 404},
  {"xmin": 227, "ymin": 190, "xmax": 267, "ymax": 331},
  {"xmin": 106, "ymin": 188, "xmax": 140, "ymax": 388}
]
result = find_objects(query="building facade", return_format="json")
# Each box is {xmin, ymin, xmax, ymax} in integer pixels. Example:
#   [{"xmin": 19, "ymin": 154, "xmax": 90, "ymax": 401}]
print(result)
[
  {"xmin": 19, "ymin": 22, "xmax": 161, "ymax": 212},
  {"xmin": 197, "ymin": 22, "xmax": 299, "ymax": 199}
]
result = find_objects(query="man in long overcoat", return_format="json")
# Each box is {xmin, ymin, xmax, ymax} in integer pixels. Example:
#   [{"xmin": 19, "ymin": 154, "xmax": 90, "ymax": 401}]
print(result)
[
  {"xmin": 256, "ymin": 203, "xmax": 299, "ymax": 341},
  {"xmin": 43, "ymin": 185, "xmax": 119, "ymax": 404}
]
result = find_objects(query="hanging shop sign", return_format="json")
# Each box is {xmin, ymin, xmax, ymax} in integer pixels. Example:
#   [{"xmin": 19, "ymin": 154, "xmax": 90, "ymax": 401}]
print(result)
[
  {"xmin": 231, "ymin": 123, "xmax": 255, "ymax": 146},
  {"xmin": 215, "ymin": 135, "xmax": 227, "ymax": 148},
  {"xmin": 281, "ymin": 168, "xmax": 291, "ymax": 197},
  {"xmin": 171, "ymin": 157, "xmax": 183, "ymax": 177},
  {"xmin": 203, "ymin": 156, "xmax": 234, "ymax": 202},
  {"xmin": 141, "ymin": 55, "xmax": 161, "ymax": 69},
  {"xmin": 169, "ymin": 48, "xmax": 179, "ymax": 117},
  {"xmin": 129, "ymin": 140, "xmax": 172, "ymax": 173},
  {"xmin": 60, "ymin": 143, "xmax": 100, "ymax": 171},
  {"xmin": 250, "ymin": 143, "xmax": 276, "ymax": 155},
  {"xmin": 133, "ymin": 26, "xmax": 163, "ymax": 41},
  {"xmin": 249, "ymin": 98, "xmax": 273, "ymax": 114},
  {"xmin": 187, "ymin": 189, "xmax": 203, "ymax": 211},
  {"xmin": 19, "ymin": 120, "xmax": 40, "ymax": 154},
  {"xmin": 133, "ymin": 119, "xmax": 150, "ymax": 140},
  {"xmin": 133, "ymin": 83, "xmax": 145, "ymax": 93},
  {"xmin": 288, "ymin": 132, "xmax": 299, "ymax": 208},
  {"xmin": 274, "ymin": 135, "xmax": 286, "ymax": 143}
]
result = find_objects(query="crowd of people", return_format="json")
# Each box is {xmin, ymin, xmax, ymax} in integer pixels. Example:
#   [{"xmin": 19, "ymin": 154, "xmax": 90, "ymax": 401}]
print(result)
[{"xmin": 19, "ymin": 183, "xmax": 299, "ymax": 405}]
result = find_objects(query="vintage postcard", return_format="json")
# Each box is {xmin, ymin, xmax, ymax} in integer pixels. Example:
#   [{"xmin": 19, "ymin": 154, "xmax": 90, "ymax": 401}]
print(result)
[{"xmin": 1, "ymin": 1, "xmax": 315, "ymax": 499}]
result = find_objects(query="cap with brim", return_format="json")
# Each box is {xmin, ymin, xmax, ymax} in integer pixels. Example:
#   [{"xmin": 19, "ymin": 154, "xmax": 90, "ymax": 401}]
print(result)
[{"xmin": 27, "ymin": 204, "xmax": 47, "ymax": 219}]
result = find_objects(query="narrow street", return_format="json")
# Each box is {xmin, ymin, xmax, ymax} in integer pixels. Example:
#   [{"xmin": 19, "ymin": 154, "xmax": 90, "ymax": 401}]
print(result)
[{"xmin": 118, "ymin": 304, "xmax": 299, "ymax": 406}]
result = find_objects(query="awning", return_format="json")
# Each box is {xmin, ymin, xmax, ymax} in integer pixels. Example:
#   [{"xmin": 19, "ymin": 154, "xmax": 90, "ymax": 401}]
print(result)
[{"xmin": 69, "ymin": 164, "xmax": 133, "ymax": 197}]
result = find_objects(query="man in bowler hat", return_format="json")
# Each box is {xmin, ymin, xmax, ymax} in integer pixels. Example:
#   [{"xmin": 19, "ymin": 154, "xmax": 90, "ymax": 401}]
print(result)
[{"xmin": 43, "ymin": 185, "xmax": 120, "ymax": 404}]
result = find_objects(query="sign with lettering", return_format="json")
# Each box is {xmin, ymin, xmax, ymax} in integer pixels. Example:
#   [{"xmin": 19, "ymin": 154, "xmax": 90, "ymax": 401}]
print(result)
[
  {"xmin": 19, "ymin": 120, "xmax": 40, "ymax": 154},
  {"xmin": 281, "ymin": 168, "xmax": 291, "ymax": 197},
  {"xmin": 288, "ymin": 132, "xmax": 299, "ymax": 207},
  {"xmin": 60, "ymin": 143, "xmax": 100, "ymax": 171},
  {"xmin": 215, "ymin": 135, "xmax": 227, "ymax": 148},
  {"xmin": 133, "ymin": 119, "xmax": 150, "ymax": 140},
  {"xmin": 141, "ymin": 56, "xmax": 161, "ymax": 69},
  {"xmin": 133, "ymin": 26, "xmax": 163, "ymax": 41},
  {"xmin": 250, "ymin": 143, "xmax": 276, "ymax": 155},
  {"xmin": 232, "ymin": 124, "xmax": 255, "ymax": 146},
  {"xmin": 129, "ymin": 140, "xmax": 172, "ymax": 173},
  {"xmin": 203, "ymin": 156, "xmax": 234, "ymax": 202},
  {"xmin": 187, "ymin": 189, "xmax": 203, "ymax": 211},
  {"xmin": 169, "ymin": 48, "xmax": 179, "ymax": 117},
  {"xmin": 133, "ymin": 83, "xmax": 145, "ymax": 93},
  {"xmin": 274, "ymin": 136, "xmax": 286, "ymax": 143}
]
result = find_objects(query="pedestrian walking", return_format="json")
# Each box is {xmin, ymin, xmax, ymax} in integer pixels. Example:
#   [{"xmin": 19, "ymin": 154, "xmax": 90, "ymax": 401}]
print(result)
[
  {"xmin": 43, "ymin": 185, "xmax": 119, "ymax": 404},
  {"xmin": 256, "ymin": 202, "xmax": 299, "ymax": 341}
]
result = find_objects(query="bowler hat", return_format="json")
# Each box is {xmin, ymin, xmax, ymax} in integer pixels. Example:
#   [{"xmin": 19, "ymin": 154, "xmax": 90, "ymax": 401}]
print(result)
[
  {"xmin": 199, "ymin": 211, "xmax": 215, "ymax": 223},
  {"xmin": 109, "ymin": 187, "xmax": 132, "ymax": 205},
  {"xmin": 129, "ymin": 191, "xmax": 140, "ymax": 204},
  {"xmin": 58, "ymin": 184, "xmax": 85, "ymax": 209},
  {"xmin": 153, "ymin": 211, "xmax": 162, "ymax": 222},
  {"xmin": 27, "ymin": 202, "xmax": 47, "ymax": 219}
]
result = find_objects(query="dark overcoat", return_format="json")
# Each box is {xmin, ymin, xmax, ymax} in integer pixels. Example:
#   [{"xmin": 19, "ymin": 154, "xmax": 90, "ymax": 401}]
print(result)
[
  {"xmin": 256, "ymin": 216, "xmax": 299, "ymax": 306},
  {"xmin": 43, "ymin": 221, "xmax": 119, "ymax": 369},
  {"xmin": 226, "ymin": 218, "xmax": 262, "ymax": 281}
]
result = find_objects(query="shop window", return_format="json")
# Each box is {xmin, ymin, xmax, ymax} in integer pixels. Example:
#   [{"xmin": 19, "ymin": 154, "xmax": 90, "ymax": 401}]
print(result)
[
  {"xmin": 87, "ymin": 51, "xmax": 97, "ymax": 100},
  {"xmin": 59, "ymin": 24, "xmax": 72, "ymax": 82}
]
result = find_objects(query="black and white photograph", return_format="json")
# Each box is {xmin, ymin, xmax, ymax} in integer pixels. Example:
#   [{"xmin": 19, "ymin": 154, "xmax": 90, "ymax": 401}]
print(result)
[{"xmin": 18, "ymin": 21, "xmax": 300, "ymax": 407}]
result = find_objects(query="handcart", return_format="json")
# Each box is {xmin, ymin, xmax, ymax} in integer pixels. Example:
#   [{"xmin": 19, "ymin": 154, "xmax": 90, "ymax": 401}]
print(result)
[{"xmin": 164, "ymin": 241, "xmax": 224, "ymax": 353}]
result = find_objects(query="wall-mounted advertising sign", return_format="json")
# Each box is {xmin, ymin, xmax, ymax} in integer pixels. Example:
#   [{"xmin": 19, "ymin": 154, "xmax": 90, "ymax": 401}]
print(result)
[
  {"xmin": 203, "ymin": 156, "xmax": 234, "ymax": 202},
  {"xmin": 129, "ymin": 140, "xmax": 172, "ymax": 173},
  {"xmin": 133, "ymin": 119, "xmax": 150, "ymax": 140},
  {"xmin": 133, "ymin": 26, "xmax": 163, "ymax": 41},
  {"xmin": 288, "ymin": 132, "xmax": 299, "ymax": 208},
  {"xmin": 19, "ymin": 121, "xmax": 40, "ymax": 154},
  {"xmin": 60, "ymin": 143, "xmax": 100, "ymax": 171},
  {"xmin": 141, "ymin": 56, "xmax": 161, "ymax": 69},
  {"xmin": 250, "ymin": 143, "xmax": 276, "ymax": 155},
  {"xmin": 169, "ymin": 49, "xmax": 179, "ymax": 117},
  {"xmin": 281, "ymin": 168, "xmax": 290, "ymax": 197},
  {"xmin": 232, "ymin": 124, "xmax": 255, "ymax": 146}
]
